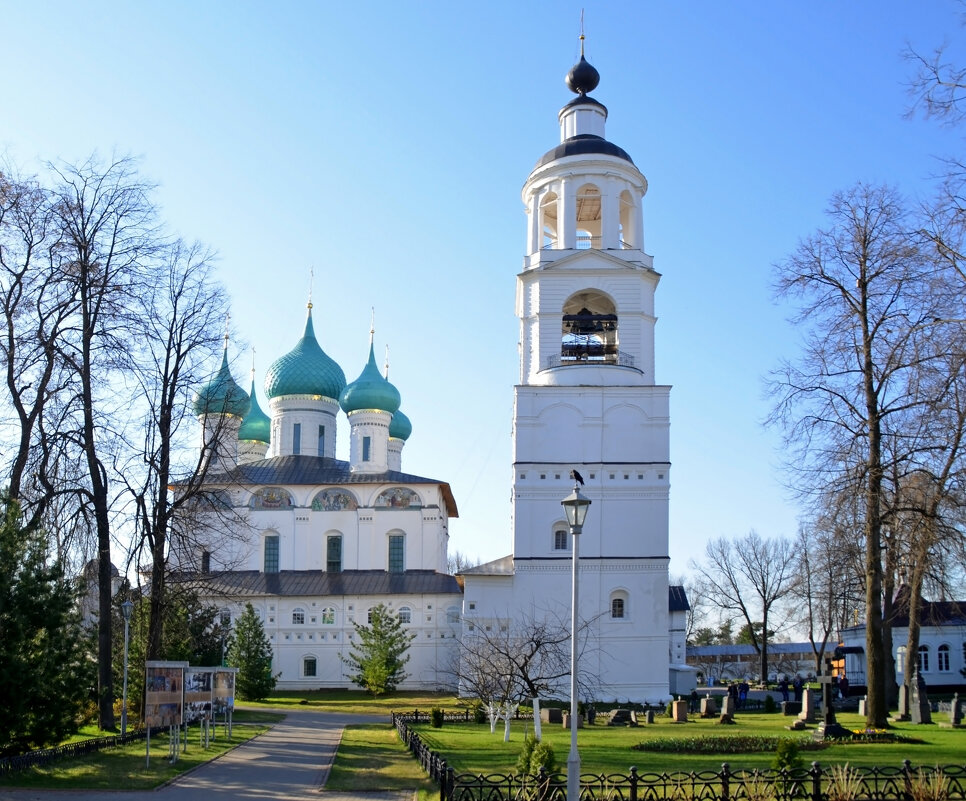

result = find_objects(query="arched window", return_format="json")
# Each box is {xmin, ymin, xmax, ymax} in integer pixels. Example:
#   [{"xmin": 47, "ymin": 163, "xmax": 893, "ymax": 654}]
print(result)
[
  {"xmin": 292, "ymin": 607, "xmax": 305, "ymax": 625},
  {"xmin": 321, "ymin": 607, "xmax": 335, "ymax": 625},
  {"xmin": 896, "ymin": 645, "xmax": 907, "ymax": 674},
  {"xmin": 251, "ymin": 487, "xmax": 294, "ymax": 510},
  {"xmin": 446, "ymin": 606, "xmax": 460, "ymax": 624},
  {"xmin": 938, "ymin": 644, "xmax": 950, "ymax": 672},
  {"xmin": 398, "ymin": 606, "xmax": 412, "ymax": 624},
  {"xmin": 917, "ymin": 645, "xmax": 929, "ymax": 673},
  {"xmin": 264, "ymin": 534, "xmax": 280, "ymax": 573},
  {"xmin": 554, "ymin": 528, "xmax": 569, "ymax": 551},
  {"xmin": 388, "ymin": 533, "xmax": 405, "ymax": 573},
  {"xmin": 610, "ymin": 590, "xmax": 629, "ymax": 620},
  {"xmin": 561, "ymin": 290, "xmax": 619, "ymax": 364},
  {"xmin": 326, "ymin": 534, "xmax": 343, "ymax": 572},
  {"xmin": 367, "ymin": 607, "xmax": 375, "ymax": 625},
  {"xmin": 303, "ymin": 656, "xmax": 317, "ymax": 678}
]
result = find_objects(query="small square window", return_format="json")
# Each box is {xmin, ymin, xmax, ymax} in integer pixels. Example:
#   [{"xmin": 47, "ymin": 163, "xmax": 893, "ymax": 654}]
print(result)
[
  {"xmin": 624, "ymin": 474, "xmax": 629, "ymax": 480},
  {"xmin": 638, "ymin": 474, "xmax": 644, "ymax": 479},
  {"xmin": 609, "ymin": 473, "xmax": 615, "ymax": 479},
  {"xmin": 468, "ymin": 602, "xmax": 476, "ymax": 610},
  {"xmin": 519, "ymin": 473, "xmax": 526, "ymax": 479},
  {"xmin": 658, "ymin": 473, "xmax": 665, "ymax": 479},
  {"xmin": 589, "ymin": 473, "xmax": 596, "ymax": 479},
  {"xmin": 554, "ymin": 474, "xmax": 560, "ymax": 479}
]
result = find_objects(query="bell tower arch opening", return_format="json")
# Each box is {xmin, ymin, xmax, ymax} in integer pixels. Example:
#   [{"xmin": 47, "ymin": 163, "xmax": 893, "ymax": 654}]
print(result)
[
  {"xmin": 576, "ymin": 183, "xmax": 601, "ymax": 249},
  {"xmin": 540, "ymin": 191, "xmax": 559, "ymax": 249},
  {"xmin": 561, "ymin": 289, "xmax": 618, "ymax": 363}
]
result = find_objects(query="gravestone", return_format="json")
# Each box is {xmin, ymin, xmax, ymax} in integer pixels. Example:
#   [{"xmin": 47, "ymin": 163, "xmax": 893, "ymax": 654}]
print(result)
[
  {"xmin": 563, "ymin": 712, "xmax": 583, "ymax": 729},
  {"xmin": 700, "ymin": 695, "xmax": 718, "ymax": 718},
  {"xmin": 910, "ymin": 669, "xmax": 932, "ymax": 725},
  {"xmin": 857, "ymin": 696, "xmax": 867, "ymax": 718},
  {"xmin": 781, "ymin": 701, "xmax": 802, "ymax": 716},
  {"xmin": 671, "ymin": 700, "xmax": 688, "ymax": 722},
  {"xmin": 644, "ymin": 709, "xmax": 655, "ymax": 724},
  {"xmin": 719, "ymin": 694, "xmax": 735, "ymax": 724},
  {"xmin": 798, "ymin": 689, "xmax": 815, "ymax": 723},
  {"xmin": 608, "ymin": 709, "xmax": 632, "ymax": 726},
  {"xmin": 544, "ymin": 707, "xmax": 563, "ymax": 724},
  {"xmin": 813, "ymin": 664, "xmax": 851, "ymax": 739},
  {"xmin": 893, "ymin": 684, "xmax": 911, "ymax": 722},
  {"xmin": 938, "ymin": 693, "xmax": 962, "ymax": 729}
]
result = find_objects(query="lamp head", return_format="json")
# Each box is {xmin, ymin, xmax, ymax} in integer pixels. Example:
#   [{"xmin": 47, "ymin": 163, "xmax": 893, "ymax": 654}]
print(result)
[
  {"xmin": 561, "ymin": 486, "xmax": 591, "ymax": 530},
  {"xmin": 120, "ymin": 599, "xmax": 134, "ymax": 622}
]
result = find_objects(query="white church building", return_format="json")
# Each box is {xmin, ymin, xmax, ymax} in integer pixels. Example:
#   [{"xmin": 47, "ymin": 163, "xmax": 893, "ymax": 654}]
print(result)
[{"xmin": 176, "ymin": 46, "xmax": 686, "ymax": 701}]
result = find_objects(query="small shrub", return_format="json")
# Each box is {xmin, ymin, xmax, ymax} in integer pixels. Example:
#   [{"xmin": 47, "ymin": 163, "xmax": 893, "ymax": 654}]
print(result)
[
  {"xmin": 772, "ymin": 739, "xmax": 802, "ymax": 772},
  {"xmin": 517, "ymin": 734, "xmax": 557, "ymax": 775},
  {"xmin": 531, "ymin": 740, "xmax": 556, "ymax": 774},
  {"xmin": 764, "ymin": 695, "xmax": 777, "ymax": 714},
  {"xmin": 665, "ymin": 701, "xmax": 674, "ymax": 718},
  {"xmin": 741, "ymin": 773, "xmax": 776, "ymax": 801},
  {"xmin": 473, "ymin": 702, "xmax": 487, "ymax": 724},
  {"xmin": 430, "ymin": 707, "xmax": 444, "ymax": 728}
]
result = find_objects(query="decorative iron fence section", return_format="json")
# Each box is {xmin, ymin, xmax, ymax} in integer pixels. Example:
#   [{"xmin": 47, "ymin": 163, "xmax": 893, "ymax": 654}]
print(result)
[
  {"xmin": 393, "ymin": 714, "xmax": 966, "ymax": 801},
  {"xmin": 0, "ymin": 727, "xmax": 161, "ymax": 777}
]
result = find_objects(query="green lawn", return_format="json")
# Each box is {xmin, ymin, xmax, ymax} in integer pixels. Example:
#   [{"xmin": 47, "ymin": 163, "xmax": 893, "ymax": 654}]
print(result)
[
  {"xmin": 0, "ymin": 712, "xmax": 280, "ymax": 791},
  {"xmin": 327, "ymin": 724, "xmax": 437, "ymax": 793},
  {"xmin": 239, "ymin": 688, "xmax": 465, "ymax": 715},
  {"xmin": 406, "ymin": 712, "xmax": 966, "ymax": 774}
]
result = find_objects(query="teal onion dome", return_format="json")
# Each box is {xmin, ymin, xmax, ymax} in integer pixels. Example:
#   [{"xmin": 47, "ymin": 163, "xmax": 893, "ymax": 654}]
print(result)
[
  {"xmin": 193, "ymin": 349, "xmax": 250, "ymax": 418},
  {"xmin": 264, "ymin": 308, "xmax": 346, "ymax": 400},
  {"xmin": 340, "ymin": 344, "xmax": 401, "ymax": 414},
  {"xmin": 389, "ymin": 408, "xmax": 412, "ymax": 441},
  {"xmin": 238, "ymin": 378, "xmax": 271, "ymax": 443}
]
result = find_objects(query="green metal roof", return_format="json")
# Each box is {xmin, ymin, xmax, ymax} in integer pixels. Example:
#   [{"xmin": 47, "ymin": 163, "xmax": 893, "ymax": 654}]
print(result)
[
  {"xmin": 389, "ymin": 408, "xmax": 412, "ymax": 441},
  {"xmin": 264, "ymin": 309, "xmax": 346, "ymax": 400},
  {"xmin": 193, "ymin": 349, "xmax": 250, "ymax": 418},
  {"xmin": 340, "ymin": 344, "xmax": 401, "ymax": 414},
  {"xmin": 238, "ymin": 377, "xmax": 271, "ymax": 443}
]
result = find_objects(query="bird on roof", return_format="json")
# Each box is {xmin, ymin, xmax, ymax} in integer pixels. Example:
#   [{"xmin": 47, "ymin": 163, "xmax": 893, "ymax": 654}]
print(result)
[{"xmin": 570, "ymin": 469, "xmax": 584, "ymax": 486}]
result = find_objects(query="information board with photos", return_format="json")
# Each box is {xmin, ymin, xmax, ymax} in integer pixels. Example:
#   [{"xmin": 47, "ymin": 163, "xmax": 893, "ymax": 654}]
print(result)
[{"xmin": 144, "ymin": 661, "xmax": 188, "ymax": 727}]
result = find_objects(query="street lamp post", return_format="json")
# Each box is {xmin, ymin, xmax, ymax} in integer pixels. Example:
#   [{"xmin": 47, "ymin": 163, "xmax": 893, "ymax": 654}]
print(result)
[
  {"xmin": 120, "ymin": 599, "xmax": 134, "ymax": 738},
  {"xmin": 561, "ymin": 484, "xmax": 591, "ymax": 801}
]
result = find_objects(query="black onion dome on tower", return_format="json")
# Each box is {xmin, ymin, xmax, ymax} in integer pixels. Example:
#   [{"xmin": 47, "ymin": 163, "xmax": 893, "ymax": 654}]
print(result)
[{"xmin": 566, "ymin": 54, "xmax": 600, "ymax": 95}]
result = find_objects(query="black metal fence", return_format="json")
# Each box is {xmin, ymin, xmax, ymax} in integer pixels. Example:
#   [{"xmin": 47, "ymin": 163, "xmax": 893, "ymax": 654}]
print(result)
[
  {"xmin": 0, "ymin": 727, "xmax": 160, "ymax": 777},
  {"xmin": 393, "ymin": 713, "xmax": 966, "ymax": 801}
]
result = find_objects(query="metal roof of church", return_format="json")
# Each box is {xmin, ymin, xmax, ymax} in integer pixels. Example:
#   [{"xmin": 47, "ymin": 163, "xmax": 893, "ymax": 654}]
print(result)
[
  {"xmin": 175, "ymin": 569, "xmax": 462, "ymax": 597},
  {"xmin": 203, "ymin": 454, "xmax": 458, "ymax": 516}
]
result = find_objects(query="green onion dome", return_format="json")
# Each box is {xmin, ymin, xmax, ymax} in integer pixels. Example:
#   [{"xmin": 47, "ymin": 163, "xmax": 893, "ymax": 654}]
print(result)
[
  {"xmin": 389, "ymin": 408, "xmax": 412, "ymax": 441},
  {"xmin": 193, "ymin": 349, "xmax": 250, "ymax": 418},
  {"xmin": 238, "ymin": 378, "xmax": 271, "ymax": 443},
  {"xmin": 264, "ymin": 308, "xmax": 346, "ymax": 401},
  {"xmin": 340, "ymin": 344, "xmax": 401, "ymax": 414}
]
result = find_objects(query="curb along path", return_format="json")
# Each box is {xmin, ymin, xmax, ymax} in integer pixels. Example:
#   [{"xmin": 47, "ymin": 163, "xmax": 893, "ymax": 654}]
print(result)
[{"xmin": 0, "ymin": 709, "xmax": 413, "ymax": 801}]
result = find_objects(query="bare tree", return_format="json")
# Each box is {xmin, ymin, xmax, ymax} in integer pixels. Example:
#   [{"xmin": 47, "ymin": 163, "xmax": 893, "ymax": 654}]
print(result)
[
  {"xmin": 690, "ymin": 531, "xmax": 796, "ymax": 683},
  {"xmin": 455, "ymin": 606, "xmax": 600, "ymax": 740},
  {"xmin": 791, "ymin": 517, "xmax": 862, "ymax": 674},
  {"xmin": 768, "ymin": 183, "xmax": 965, "ymax": 726},
  {"xmin": 119, "ymin": 240, "xmax": 232, "ymax": 660},
  {"xmin": 48, "ymin": 155, "xmax": 159, "ymax": 729}
]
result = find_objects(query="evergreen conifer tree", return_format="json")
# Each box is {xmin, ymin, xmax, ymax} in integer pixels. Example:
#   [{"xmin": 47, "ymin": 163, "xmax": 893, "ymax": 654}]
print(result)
[
  {"xmin": 344, "ymin": 602, "xmax": 415, "ymax": 696},
  {"xmin": 0, "ymin": 496, "xmax": 89, "ymax": 754},
  {"xmin": 226, "ymin": 602, "xmax": 277, "ymax": 701}
]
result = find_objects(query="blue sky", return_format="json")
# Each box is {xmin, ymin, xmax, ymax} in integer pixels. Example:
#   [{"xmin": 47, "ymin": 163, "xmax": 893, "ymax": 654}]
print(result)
[{"xmin": 3, "ymin": 2, "xmax": 963, "ymax": 572}]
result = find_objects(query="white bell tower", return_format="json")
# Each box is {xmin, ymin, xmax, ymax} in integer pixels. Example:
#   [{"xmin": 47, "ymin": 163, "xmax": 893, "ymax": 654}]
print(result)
[{"xmin": 510, "ymin": 42, "xmax": 672, "ymax": 701}]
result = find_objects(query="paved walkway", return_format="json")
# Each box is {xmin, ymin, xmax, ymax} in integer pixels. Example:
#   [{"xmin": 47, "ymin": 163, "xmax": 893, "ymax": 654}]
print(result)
[{"xmin": 0, "ymin": 710, "xmax": 416, "ymax": 801}]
